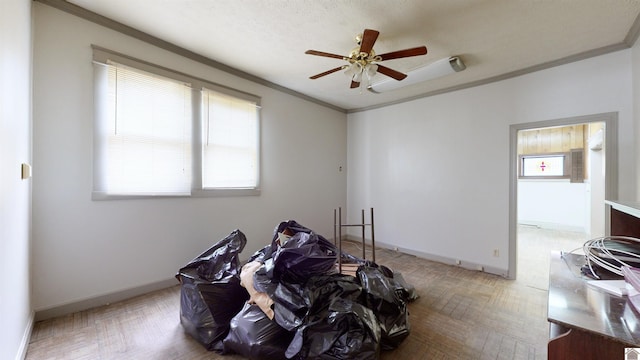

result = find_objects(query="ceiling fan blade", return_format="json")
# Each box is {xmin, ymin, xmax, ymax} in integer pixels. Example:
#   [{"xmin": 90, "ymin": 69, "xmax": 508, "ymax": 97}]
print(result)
[
  {"xmin": 359, "ymin": 29, "xmax": 379, "ymax": 55},
  {"xmin": 305, "ymin": 50, "xmax": 345, "ymax": 60},
  {"xmin": 378, "ymin": 46, "xmax": 428, "ymax": 61},
  {"xmin": 350, "ymin": 80, "xmax": 360, "ymax": 89},
  {"xmin": 309, "ymin": 66, "xmax": 345, "ymax": 79},
  {"xmin": 377, "ymin": 65, "xmax": 407, "ymax": 81}
]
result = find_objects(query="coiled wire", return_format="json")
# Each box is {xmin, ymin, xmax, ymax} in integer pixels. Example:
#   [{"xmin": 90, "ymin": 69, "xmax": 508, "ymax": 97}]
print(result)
[{"xmin": 583, "ymin": 236, "xmax": 640, "ymax": 278}]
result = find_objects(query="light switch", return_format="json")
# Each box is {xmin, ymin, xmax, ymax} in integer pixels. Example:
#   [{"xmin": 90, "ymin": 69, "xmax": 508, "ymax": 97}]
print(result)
[{"xmin": 21, "ymin": 163, "xmax": 31, "ymax": 179}]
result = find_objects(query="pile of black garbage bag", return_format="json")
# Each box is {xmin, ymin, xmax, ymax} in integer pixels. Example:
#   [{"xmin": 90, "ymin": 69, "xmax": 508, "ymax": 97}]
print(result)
[{"xmin": 175, "ymin": 220, "xmax": 418, "ymax": 360}]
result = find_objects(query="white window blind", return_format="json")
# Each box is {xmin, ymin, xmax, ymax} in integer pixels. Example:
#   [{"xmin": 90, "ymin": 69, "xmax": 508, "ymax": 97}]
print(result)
[
  {"xmin": 95, "ymin": 61, "xmax": 192, "ymax": 196},
  {"xmin": 92, "ymin": 46, "xmax": 261, "ymax": 199},
  {"xmin": 202, "ymin": 89, "xmax": 259, "ymax": 189}
]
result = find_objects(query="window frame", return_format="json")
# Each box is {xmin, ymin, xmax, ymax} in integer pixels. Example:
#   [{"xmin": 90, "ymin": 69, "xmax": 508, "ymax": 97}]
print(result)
[
  {"xmin": 92, "ymin": 46, "xmax": 261, "ymax": 200},
  {"xmin": 518, "ymin": 149, "xmax": 584, "ymax": 183},
  {"xmin": 192, "ymin": 84, "xmax": 261, "ymax": 197},
  {"xmin": 518, "ymin": 152, "xmax": 569, "ymax": 179}
]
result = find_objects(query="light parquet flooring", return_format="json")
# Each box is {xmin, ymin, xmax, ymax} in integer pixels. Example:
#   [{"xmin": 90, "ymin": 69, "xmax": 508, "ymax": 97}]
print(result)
[{"xmin": 26, "ymin": 226, "xmax": 586, "ymax": 359}]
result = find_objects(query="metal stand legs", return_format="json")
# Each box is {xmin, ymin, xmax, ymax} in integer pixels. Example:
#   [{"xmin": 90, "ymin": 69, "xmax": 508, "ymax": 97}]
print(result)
[{"xmin": 334, "ymin": 207, "xmax": 375, "ymax": 273}]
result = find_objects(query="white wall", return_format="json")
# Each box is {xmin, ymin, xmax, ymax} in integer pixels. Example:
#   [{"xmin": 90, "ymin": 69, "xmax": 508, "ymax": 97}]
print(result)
[
  {"xmin": 32, "ymin": 3, "xmax": 347, "ymax": 315},
  {"xmin": 634, "ymin": 34, "xmax": 640, "ymax": 199},
  {"xmin": 0, "ymin": 0, "xmax": 33, "ymax": 358},
  {"xmin": 347, "ymin": 49, "xmax": 634, "ymax": 275},
  {"xmin": 517, "ymin": 180, "xmax": 587, "ymax": 232}
]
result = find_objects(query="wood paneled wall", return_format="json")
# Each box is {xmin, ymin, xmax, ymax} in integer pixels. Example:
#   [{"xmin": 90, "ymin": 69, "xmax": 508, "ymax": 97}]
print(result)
[{"xmin": 517, "ymin": 125, "xmax": 586, "ymax": 155}]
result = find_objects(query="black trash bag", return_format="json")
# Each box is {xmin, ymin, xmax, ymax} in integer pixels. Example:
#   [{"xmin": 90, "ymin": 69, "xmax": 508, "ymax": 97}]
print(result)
[
  {"xmin": 180, "ymin": 229, "xmax": 247, "ymax": 282},
  {"xmin": 247, "ymin": 219, "xmax": 319, "ymax": 269},
  {"xmin": 391, "ymin": 272, "xmax": 419, "ymax": 302},
  {"xmin": 374, "ymin": 264, "xmax": 419, "ymax": 303},
  {"xmin": 272, "ymin": 232, "xmax": 338, "ymax": 284},
  {"xmin": 281, "ymin": 274, "xmax": 365, "ymax": 358},
  {"xmin": 338, "ymin": 256, "xmax": 418, "ymax": 304},
  {"xmin": 357, "ymin": 266, "xmax": 411, "ymax": 351},
  {"xmin": 252, "ymin": 257, "xmax": 278, "ymax": 295},
  {"xmin": 340, "ymin": 251, "xmax": 374, "ymax": 267},
  {"xmin": 251, "ymin": 220, "xmax": 337, "ymax": 295},
  {"xmin": 272, "ymin": 220, "xmax": 315, "ymax": 245},
  {"xmin": 272, "ymin": 280, "xmax": 309, "ymax": 331},
  {"xmin": 260, "ymin": 220, "xmax": 312, "ymax": 259},
  {"xmin": 176, "ymin": 229, "xmax": 249, "ymax": 351},
  {"xmin": 271, "ymin": 273, "xmax": 362, "ymax": 332},
  {"xmin": 177, "ymin": 273, "xmax": 248, "ymax": 351},
  {"xmin": 304, "ymin": 274, "xmax": 363, "ymax": 315},
  {"xmin": 286, "ymin": 298, "xmax": 381, "ymax": 360},
  {"xmin": 248, "ymin": 243, "xmax": 275, "ymax": 264},
  {"xmin": 223, "ymin": 302, "xmax": 294, "ymax": 360}
]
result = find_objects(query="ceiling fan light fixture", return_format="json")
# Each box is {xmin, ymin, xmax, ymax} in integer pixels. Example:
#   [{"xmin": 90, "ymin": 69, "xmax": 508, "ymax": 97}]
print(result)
[
  {"xmin": 368, "ymin": 56, "xmax": 466, "ymax": 94},
  {"xmin": 353, "ymin": 70, "xmax": 363, "ymax": 83},
  {"xmin": 344, "ymin": 62, "xmax": 360, "ymax": 77},
  {"xmin": 347, "ymin": 63, "xmax": 378, "ymax": 89},
  {"xmin": 366, "ymin": 63, "xmax": 378, "ymax": 78}
]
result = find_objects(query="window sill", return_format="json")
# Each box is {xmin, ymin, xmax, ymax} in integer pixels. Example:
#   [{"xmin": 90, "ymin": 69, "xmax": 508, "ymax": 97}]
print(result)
[{"xmin": 92, "ymin": 188, "xmax": 260, "ymax": 200}]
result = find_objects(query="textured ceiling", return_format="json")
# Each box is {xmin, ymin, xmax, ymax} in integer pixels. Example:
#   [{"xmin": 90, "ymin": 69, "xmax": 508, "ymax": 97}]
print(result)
[{"xmin": 59, "ymin": 0, "xmax": 640, "ymax": 112}]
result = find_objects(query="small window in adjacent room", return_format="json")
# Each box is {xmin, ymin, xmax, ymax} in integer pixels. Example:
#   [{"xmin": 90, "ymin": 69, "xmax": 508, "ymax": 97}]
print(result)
[
  {"xmin": 521, "ymin": 154, "xmax": 565, "ymax": 177},
  {"xmin": 92, "ymin": 46, "xmax": 261, "ymax": 199},
  {"xmin": 518, "ymin": 150, "xmax": 584, "ymax": 182}
]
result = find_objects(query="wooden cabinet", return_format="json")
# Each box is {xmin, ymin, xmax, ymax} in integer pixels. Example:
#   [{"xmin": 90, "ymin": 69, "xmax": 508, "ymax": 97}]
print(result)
[
  {"xmin": 608, "ymin": 201, "xmax": 640, "ymax": 238},
  {"xmin": 548, "ymin": 321, "xmax": 627, "ymax": 359}
]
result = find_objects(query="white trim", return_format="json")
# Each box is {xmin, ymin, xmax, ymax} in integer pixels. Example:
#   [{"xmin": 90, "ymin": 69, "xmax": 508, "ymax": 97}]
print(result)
[
  {"xmin": 15, "ymin": 311, "xmax": 34, "ymax": 360},
  {"xmin": 517, "ymin": 221, "xmax": 585, "ymax": 233},
  {"xmin": 374, "ymin": 238, "xmax": 508, "ymax": 277},
  {"xmin": 34, "ymin": 278, "xmax": 177, "ymax": 321},
  {"xmin": 342, "ymin": 235, "xmax": 508, "ymax": 277}
]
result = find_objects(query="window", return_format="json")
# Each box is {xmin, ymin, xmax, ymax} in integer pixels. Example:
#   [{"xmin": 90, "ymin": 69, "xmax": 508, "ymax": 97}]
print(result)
[
  {"xmin": 92, "ymin": 46, "xmax": 260, "ymax": 199},
  {"xmin": 518, "ymin": 149, "xmax": 584, "ymax": 182},
  {"xmin": 521, "ymin": 154, "xmax": 565, "ymax": 177},
  {"xmin": 96, "ymin": 62, "xmax": 193, "ymax": 196},
  {"xmin": 202, "ymin": 89, "xmax": 259, "ymax": 189}
]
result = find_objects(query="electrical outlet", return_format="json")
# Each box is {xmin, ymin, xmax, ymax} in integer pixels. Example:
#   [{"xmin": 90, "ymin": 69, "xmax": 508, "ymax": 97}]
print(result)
[{"xmin": 493, "ymin": 249, "xmax": 499, "ymax": 257}]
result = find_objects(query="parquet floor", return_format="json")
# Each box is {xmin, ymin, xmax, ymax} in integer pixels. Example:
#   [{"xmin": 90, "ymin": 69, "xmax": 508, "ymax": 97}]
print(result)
[{"xmin": 26, "ymin": 226, "xmax": 587, "ymax": 360}]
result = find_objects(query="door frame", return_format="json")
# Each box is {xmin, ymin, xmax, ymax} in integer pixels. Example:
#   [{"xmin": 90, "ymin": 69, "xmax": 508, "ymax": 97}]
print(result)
[{"xmin": 507, "ymin": 112, "xmax": 619, "ymax": 279}]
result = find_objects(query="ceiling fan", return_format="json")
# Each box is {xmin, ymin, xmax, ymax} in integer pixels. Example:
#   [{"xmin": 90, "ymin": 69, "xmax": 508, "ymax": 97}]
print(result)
[{"xmin": 305, "ymin": 29, "xmax": 427, "ymax": 89}]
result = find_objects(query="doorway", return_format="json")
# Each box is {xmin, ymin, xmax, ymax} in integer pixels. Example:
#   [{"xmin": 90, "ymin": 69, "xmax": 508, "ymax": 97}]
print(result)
[{"xmin": 508, "ymin": 112, "xmax": 619, "ymax": 280}]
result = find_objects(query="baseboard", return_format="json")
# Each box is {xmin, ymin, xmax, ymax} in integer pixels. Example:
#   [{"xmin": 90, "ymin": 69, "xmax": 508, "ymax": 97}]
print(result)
[
  {"xmin": 343, "ymin": 235, "xmax": 508, "ymax": 278},
  {"xmin": 34, "ymin": 278, "xmax": 178, "ymax": 321},
  {"xmin": 518, "ymin": 220, "xmax": 585, "ymax": 233},
  {"xmin": 34, "ymin": 238, "xmax": 509, "ymax": 322},
  {"xmin": 16, "ymin": 311, "xmax": 34, "ymax": 360}
]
